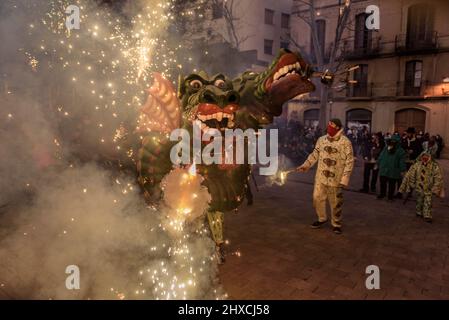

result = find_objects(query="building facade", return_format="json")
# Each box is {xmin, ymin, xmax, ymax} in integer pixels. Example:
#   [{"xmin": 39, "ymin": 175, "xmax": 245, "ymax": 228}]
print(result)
[
  {"xmin": 288, "ymin": 0, "xmax": 449, "ymax": 156},
  {"xmin": 210, "ymin": 0, "xmax": 294, "ymax": 68},
  {"xmin": 172, "ymin": 0, "xmax": 294, "ymax": 69}
]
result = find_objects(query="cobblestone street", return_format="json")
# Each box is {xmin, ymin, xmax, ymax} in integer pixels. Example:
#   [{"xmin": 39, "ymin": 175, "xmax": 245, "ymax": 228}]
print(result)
[{"xmin": 220, "ymin": 159, "xmax": 449, "ymax": 299}]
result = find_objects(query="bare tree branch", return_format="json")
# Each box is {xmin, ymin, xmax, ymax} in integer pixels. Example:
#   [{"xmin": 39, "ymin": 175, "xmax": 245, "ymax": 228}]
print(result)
[
  {"xmin": 211, "ymin": 0, "xmax": 252, "ymax": 49},
  {"xmin": 296, "ymin": 12, "xmax": 313, "ymax": 27},
  {"xmin": 292, "ymin": 0, "xmax": 353, "ymax": 128},
  {"xmin": 295, "ymin": 0, "xmax": 312, "ymax": 7}
]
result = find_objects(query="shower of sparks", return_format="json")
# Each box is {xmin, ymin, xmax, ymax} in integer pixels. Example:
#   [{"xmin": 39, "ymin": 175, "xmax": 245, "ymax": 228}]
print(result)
[
  {"xmin": 23, "ymin": 0, "xmax": 208, "ymax": 161},
  {"xmin": 13, "ymin": 0, "xmax": 223, "ymax": 300}
]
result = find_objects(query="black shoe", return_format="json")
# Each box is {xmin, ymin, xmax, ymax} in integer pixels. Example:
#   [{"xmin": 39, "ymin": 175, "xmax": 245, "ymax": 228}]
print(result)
[
  {"xmin": 311, "ymin": 220, "xmax": 328, "ymax": 229},
  {"xmin": 377, "ymin": 195, "xmax": 385, "ymax": 200},
  {"xmin": 395, "ymin": 193, "xmax": 403, "ymax": 199},
  {"xmin": 416, "ymin": 213, "xmax": 423, "ymax": 218},
  {"xmin": 247, "ymin": 197, "xmax": 253, "ymax": 206},
  {"xmin": 387, "ymin": 197, "xmax": 394, "ymax": 202},
  {"xmin": 333, "ymin": 227, "xmax": 342, "ymax": 234},
  {"xmin": 424, "ymin": 218, "xmax": 432, "ymax": 223},
  {"xmin": 370, "ymin": 188, "xmax": 376, "ymax": 193},
  {"xmin": 359, "ymin": 188, "xmax": 368, "ymax": 193}
]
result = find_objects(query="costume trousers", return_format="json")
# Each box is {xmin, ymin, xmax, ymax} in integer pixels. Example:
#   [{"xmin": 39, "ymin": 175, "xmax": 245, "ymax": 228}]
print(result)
[{"xmin": 313, "ymin": 183, "xmax": 343, "ymax": 228}]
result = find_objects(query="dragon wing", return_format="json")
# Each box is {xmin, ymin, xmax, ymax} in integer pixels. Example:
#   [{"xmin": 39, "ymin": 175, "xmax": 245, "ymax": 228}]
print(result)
[{"xmin": 137, "ymin": 72, "xmax": 181, "ymax": 134}]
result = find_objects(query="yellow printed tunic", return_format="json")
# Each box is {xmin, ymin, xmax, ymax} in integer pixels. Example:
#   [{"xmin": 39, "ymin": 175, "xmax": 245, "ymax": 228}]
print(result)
[{"xmin": 303, "ymin": 130, "xmax": 354, "ymax": 187}]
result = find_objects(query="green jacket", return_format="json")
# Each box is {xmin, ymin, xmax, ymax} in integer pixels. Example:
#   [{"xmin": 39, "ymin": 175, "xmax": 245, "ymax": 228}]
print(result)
[{"xmin": 377, "ymin": 146, "xmax": 406, "ymax": 179}]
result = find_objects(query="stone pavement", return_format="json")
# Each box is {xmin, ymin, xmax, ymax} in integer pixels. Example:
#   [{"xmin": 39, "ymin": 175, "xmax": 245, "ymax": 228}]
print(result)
[{"xmin": 219, "ymin": 158, "xmax": 449, "ymax": 300}]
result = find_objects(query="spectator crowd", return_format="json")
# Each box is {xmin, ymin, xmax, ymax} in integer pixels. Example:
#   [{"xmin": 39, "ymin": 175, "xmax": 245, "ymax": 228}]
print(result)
[{"xmin": 272, "ymin": 114, "xmax": 445, "ymax": 203}]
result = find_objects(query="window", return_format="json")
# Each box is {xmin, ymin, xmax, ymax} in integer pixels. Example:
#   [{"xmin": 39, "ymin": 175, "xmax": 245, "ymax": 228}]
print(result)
[
  {"xmin": 280, "ymin": 41, "xmax": 289, "ymax": 50},
  {"xmin": 354, "ymin": 12, "xmax": 372, "ymax": 53},
  {"xmin": 404, "ymin": 60, "xmax": 423, "ymax": 96},
  {"xmin": 310, "ymin": 19, "xmax": 326, "ymax": 61},
  {"xmin": 264, "ymin": 39, "xmax": 273, "ymax": 55},
  {"xmin": 212, "ymin": 0, "xmax": 224, "ymax": 19},
  {"xmin": 265, "ymin": 9, "xmax": 274, "ymax": 25},
  {"xmin": 349, "ymin": 64, "xmax": 368, "ymax": 97},
  {"xmin": 346, "ymin": 109, "xmax": 372, "ymax": 131},
  {"xmin": 304, "ymin": 109, "xmax": 320, "ymax": 128},
  {"xmin": 281, "ymin": 13, "xmax": 290, "ymax": 29},
  {"xmin": 406, "ymin": 4, "xmax": 435, "ymax": 49}
]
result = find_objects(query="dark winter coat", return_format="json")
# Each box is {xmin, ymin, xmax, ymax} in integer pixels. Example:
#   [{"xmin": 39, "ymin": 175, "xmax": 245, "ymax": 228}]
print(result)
[{"xmin": 378, "ymin": 146, "xmax": 407, "ymax": 179}]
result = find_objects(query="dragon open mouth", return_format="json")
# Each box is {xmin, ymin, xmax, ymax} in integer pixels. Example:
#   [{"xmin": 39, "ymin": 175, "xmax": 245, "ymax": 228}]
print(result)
[
  {"xmin": 264, "ymin": 52, "xmax": 315, "ymax": 104},
  {"xmin": 195, "ymin": 103, "xmax": 238, "ymax": 133},
  {"xmin": 272, "ymin": 61, "xmax": 302, "ymax": 85}
]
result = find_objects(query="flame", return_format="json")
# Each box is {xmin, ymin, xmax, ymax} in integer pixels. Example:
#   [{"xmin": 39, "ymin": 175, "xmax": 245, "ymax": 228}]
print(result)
[{"xmin": 188, "ymin": 162, "xmax": 196, "ymax": 176}]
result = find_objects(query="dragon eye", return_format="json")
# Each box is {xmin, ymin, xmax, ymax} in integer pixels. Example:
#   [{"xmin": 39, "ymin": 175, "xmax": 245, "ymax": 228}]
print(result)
[
  {"xmin": 189, "ymin": 80, "xmax": 203, "ymax": 89},
  {"xmin": 214, "ymin": 79, "xmax": 226, "ymax": 88}
]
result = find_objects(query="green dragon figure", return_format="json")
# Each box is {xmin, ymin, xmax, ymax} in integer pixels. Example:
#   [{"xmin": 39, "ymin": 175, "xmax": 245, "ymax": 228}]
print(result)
[{"xmin": 136, "ymin": 49, "xmax": 324, "ymax": 262}]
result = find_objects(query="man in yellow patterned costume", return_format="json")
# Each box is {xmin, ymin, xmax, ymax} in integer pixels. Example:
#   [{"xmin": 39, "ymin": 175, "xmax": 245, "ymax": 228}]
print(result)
[
  {"xmin": 297, "ymin": 119, "xmax": 354, "ymax": 234},
  {"xmin": 399, "ymin": 151, "xmax": 445, "ymax": 223}
]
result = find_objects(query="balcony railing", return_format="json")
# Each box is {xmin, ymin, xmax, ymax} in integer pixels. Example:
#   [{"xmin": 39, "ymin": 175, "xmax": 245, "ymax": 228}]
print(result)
[
  {"xmin": 342, "ymin": 37, "xmax": 382, "ymax": 60},
  {"xmin": 342, "ymin": 80, "xmax": 449, "ymax": 99},
  {"xmin": 395, "ymin": 80, "xmax": 449, "ymax": 97},
  {"xmin": 346, "ymin": 82, "xmax": 372, "ymax": 98},
  {"xmin": 395, "ymin": 32, "xmax": 439, "ymax": 53}
]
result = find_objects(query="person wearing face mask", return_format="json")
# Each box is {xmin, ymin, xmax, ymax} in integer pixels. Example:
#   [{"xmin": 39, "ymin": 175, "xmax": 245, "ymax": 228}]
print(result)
[
  {"xmin": 377, "ymin": 135, "xmax": 407, "ymax": 201},
  {"xmin": 422, "ymin": 135, "xmax": 438, "ymax": 158},
  {"xmin": 296, "ymin": 119, "xmax": 354, "ymax": 234},
  {"xmin": 399, "ymin": 152, "xmax": 445, "ymax": 223}
]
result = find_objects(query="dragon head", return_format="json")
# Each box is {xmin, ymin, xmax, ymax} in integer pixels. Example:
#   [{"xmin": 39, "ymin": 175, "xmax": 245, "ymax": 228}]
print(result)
[
  {"xmin": 260, "ymin": 49, "xmax": 315, "ymax": 104},
  {"xmin": 178, "ymin": 71, "xmax": 241, "ymax": 134},
  {"xmin": 234, "ymin": 49, "xmax": 316, "ymax": 125}
]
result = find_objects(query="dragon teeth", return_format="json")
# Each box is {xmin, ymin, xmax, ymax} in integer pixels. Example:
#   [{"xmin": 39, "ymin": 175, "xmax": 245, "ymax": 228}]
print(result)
[
  {"xmin": 273, "ymin": 62, "xmax": 303, "ymax": 81},
  {"xmin": 197, "ymin": 112, "xmax": 234, "ymax": 122}
]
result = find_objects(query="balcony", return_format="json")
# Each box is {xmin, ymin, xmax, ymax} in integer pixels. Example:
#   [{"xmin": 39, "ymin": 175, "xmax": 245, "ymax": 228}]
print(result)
[
  {"xmin": 342, "ymin": 37, "xmax": 382, "ymax": 60},
  {"xmin": 395, "ymin": 32, "xmax": 439, "ymax": 54},
  {"xmin": 395, "ymin": 81, "xmax": 449, "ymax": 98},
  {"xmin": 346, "ymin": 82, "xmax": 372, "ymax": 98},
  {"xmin": 342, "ymin": 81, "xmax": 449, "ymax": 99}
]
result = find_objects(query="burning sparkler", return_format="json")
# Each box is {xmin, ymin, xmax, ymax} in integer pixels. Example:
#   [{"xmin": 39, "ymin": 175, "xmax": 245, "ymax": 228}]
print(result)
[{"xmin": 269, "ymin": 168, "xmax": 296, "ymax": 186}]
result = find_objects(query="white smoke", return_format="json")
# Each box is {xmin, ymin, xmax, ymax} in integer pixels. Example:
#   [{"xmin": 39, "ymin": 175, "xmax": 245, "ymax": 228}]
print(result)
[{"xmin": 0, "ymin": 0, "xmax": 223, "ymax": 299}]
